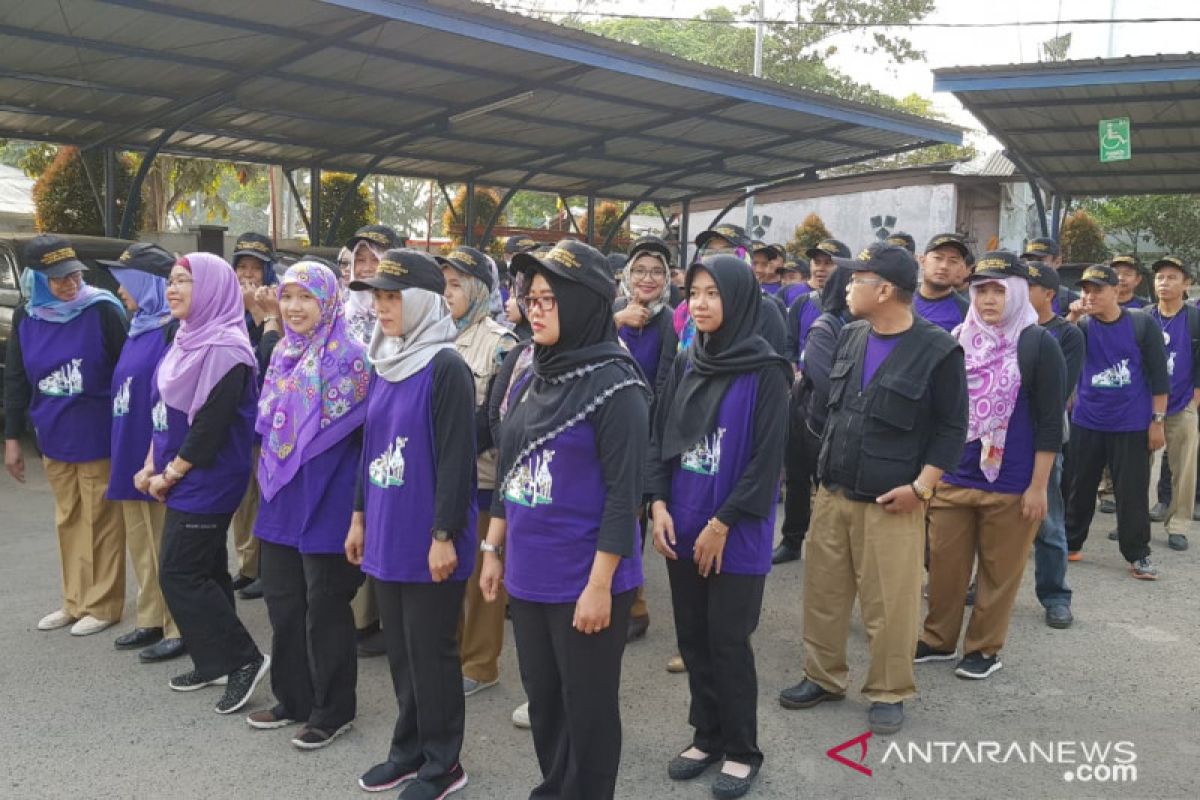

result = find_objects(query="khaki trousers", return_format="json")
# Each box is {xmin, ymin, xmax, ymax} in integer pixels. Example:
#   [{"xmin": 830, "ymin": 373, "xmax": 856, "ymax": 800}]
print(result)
[
  {"xmin": 120, "ymin": 500, "xmax": 178, "ymax": 638},
  {"xmin": 802, "ymin": 486, "xmax": 924, "ymax": 704},
  {"xmin": 352, "ymin": 577, "xmax": 378, "ymax": 630},
  {"xmin": 229, "ymin": 446, "xmax": 261, "ymax": 579},
  {"xmin": 43, "ymin": 457, "xmax": 126, "ymax": 622},
  {"xmin": 923, "ymin": 484, "xmax": 1039, "ymax": 656},
  {"xmin": 458, "ymin": 511, "xmax": 507, "ymax": 683},
  {"xmin": 1163, "ymin": 403, "xmax": 1199, "ymax": 536}
]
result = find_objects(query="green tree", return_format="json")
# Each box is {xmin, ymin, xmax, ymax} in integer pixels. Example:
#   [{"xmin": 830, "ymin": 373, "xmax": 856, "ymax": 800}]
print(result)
[
  {"xmin": 789, "ymin": 212, "xmax": 832, "ymax": 257},
  {"xmin": 319, "ymin": 172, "xmax": 375, "ymax": 247},
  {"xmin": 1082, "ymin": 195, "xmax": 1200, "ymax": 264},
  {"xmin": 0, "ymin": 140, "xmax": 59, "ymax": 178},
  {"xmin": 33, "ymin": 146, "xmax": 139, "ymax": 235},
  {"xmin": 1059, "ymin": 209, "xmax": 1109, "ymax": 264}
]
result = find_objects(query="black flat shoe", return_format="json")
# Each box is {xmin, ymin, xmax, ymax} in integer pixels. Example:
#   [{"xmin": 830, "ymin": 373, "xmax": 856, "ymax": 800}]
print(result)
[
  {"xmin": 771, "ymin": 543, "xmax": 801, "ymax": 565},
  {"xmin": 231, "ymin": 573, "xmax": 255, "ymax": 591},
  {"xmin": 668, "ymin": 749, "xmax": 722, "ymax": 781},
  {"xmin": 237, "ymin": 578, "xmax": 263, "ymax": 600},
  {"xmin": 627, "ymin": 614, "xmax": 649, "ymax": 642},
  {"xmin": 114, "ymin": 627, "xmax": 163, "ymax": 650},
  {"xmin": 778, "ymin": 678, "xmax": 844, "ymax": 710},
  {"xmin": 357, "ymin": 629, "xmax": 387, "ymax": 658},
  {"xmin": 139, "ymin": 637, "xmax": 186, "ymax": 663},
  {"xmin": 712, "ymin": 761, "xmax": 761, "ymax": 799}
]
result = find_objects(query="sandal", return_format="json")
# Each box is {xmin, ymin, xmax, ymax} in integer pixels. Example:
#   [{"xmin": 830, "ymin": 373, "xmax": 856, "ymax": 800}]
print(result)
[{"xmin": 668, "ymin": 747, "xmax": 722, "ymax": 781}]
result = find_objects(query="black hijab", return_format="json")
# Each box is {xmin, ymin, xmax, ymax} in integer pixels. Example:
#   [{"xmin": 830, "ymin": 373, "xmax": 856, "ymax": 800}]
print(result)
[
  {"xmin": 820, "ymin": 263, "xmax": 854, "ymax": 318},
  {"xmin": 498, "ymin": 266, "xmax": 649, "ymax": 487},
  {"xmin": 661, "ymin": 255, "xmax": 792, "ymax": 459}
]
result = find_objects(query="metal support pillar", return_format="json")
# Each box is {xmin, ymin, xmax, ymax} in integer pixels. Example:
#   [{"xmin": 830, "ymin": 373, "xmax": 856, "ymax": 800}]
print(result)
[
  {"xmin": 678, "ymin": 199, "xmax": 691, "ymax": 267},
  {"xmin": 602, "ymin": 192, "xmax": 655, "ymax": 253},
  {"xmin": 1050, "ymin": 194, "xmax": 1063, "ymax": 240},
  {"xmin": 463, "ymin": 180, "xmax": 476, "ymax": 246},
  {"xmin": 325, "ymin": 156, "xmax": 385, "ymax": 246},
  {"xmin": 558, "ymin": 195, "xmax": 584, "ymax": 237},
  {"xmin": 284, "ymin": 169, "xmax": 314, "ymax": 243},
  {"xmin": 480, "ymin": 173, "xmax": 535, "ymax": 248},
  {"xmin": 586, "ymin": 195, "xmax": 596, "ymax": 244},
  {"xmin": 440, "ymin": 182, "xmax": 460, "ymax": 223},
  {"xmin": 103, "ymin": 148, "xmax": 118, "ymax": 238},
  {"xmin": 310, "ymin": 166, "xmax": 322, "ymax": 245},
  {"xmin": 1029, "ymin": 180, "xmax": 1049, "ymax": 238},
  {"xmin": 121, "ymin": 127, "xmax": 178, "ymax": 239}
]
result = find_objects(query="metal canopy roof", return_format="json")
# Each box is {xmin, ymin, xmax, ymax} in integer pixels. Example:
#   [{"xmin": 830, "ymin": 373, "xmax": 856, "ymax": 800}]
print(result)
[
  {"xmin": 0, "ymin": 0, "xmax": 961, "ymax": 204},
  {"xmin": 934, "ymin": 54, "xmax": 1200, "ymax": 197}
]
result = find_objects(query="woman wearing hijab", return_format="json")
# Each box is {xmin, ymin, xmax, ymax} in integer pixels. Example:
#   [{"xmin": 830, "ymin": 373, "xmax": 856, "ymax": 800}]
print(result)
[
  {"xmin": 103, "ymin": 243, "xmax": 185, "ymax": 662},
  {"xmin": 436, "ymin": 246, "xmax": 518, "ymax": 699},
  {"xmin": 918, "ymin": 252, "xmax": 1066, "ymax": 681},
  {"xmin": 344, "ymin": 249, "xmax": 476, "ymax": 799},
  {"xmin": 479, "ymin": 239, "xmax": 651, "ymax": 800},
  {"xmin": 4, "ymin": 235, "xmax": 128, "ymax": 637},
  {"xmin": 245, "ymin": 261, "xmax": 370, "ymax": 749},
  {"xmin": 647, "ymin": 255, "xmax": 790, "ymax": 800},
  {"xmin": 138, "ymin": 252, "xmax": 268, "ymax": 714},
  {"xmin": 503, "ymin": 266, "xmax": 534, "ymax": 341}
]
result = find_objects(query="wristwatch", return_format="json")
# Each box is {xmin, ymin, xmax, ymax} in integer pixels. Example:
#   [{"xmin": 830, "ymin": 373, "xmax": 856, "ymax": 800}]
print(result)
[
  {"xmin": 480, "ymin": 541, "xmax": 504, "ymax": 557},
  {"xmin": 1152, "ymin": 412, "xmax": 1167, "ymax": 423},
  {"xmin": 911, "ymin": 481, "xmax": 934, "ymax": 501},
  {"xmin": 431, "ymin": 528, "xmax": 454, "ymax": 542}
]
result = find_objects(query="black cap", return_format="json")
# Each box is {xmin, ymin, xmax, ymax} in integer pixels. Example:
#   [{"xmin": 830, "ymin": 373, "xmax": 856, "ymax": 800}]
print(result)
[
  {"xmin": 435, "ymin": 245, "xmax": 495, "ymax": 291},
  {"xmin": 805, "ymin": 238, "xmax": 851, "ymax": 260},
  {"xmin": 1076, "ymin": 264, "xmax": 1119, "ymax": 288},
  {"xmin": 1021, "ymin": 237, "xmax": 1060, "ymax": 259},
  {"xmin": 1110, "ymin": 254, "xmax": 1141, "ymax": 271},
  {"xmin": 231, "ymin": 232, "xmax": 275, "ymax": 264},
  {"xmin": 1025, "ymin": 261, "xmax": 1060, "ymax": 291},
  {"xmin": 96, "ymin": 242, "xmax": 176, "ymax": 279},
  {"xmin": 346, "ymin": 224, "xmax": 403, "ymax": 252},
  {"xmin": 845, "ymin": 243, "xmax": 918, "ymax": 292},
  {"xmin": 924, "ymin": 232, "xmax": 972, "ymax": 259},
  {"xmin": 628, "ymin": 234, "xmax": 673, "ymax": 266},
  {"xmin": 1152, "ymin": 255, "xmax": 1191, "ymax": 278},
  {"xmin": 885, "ymin": 232, "xmax": 916, "ymax": 254},
  {"xmin": 24, "ymin": 234, "xmax": 88, "ymax": 278},
  {"xmin": 504, "ymin": 235, "xmax": 539, "ymax": 256},
  {"xmin": 348, "ymin": 248, "xmax": 445, "ymax": 294},
  {"xmin": 751, "ymin": 241, "xmax": 784, "ymax": 260},
  {"xmin": 695, "ymin": 224, "xmax": 752, "ymax": 252},
  {"xmin": 511, "ymin": 238, "xmax": 615, "ymax": 301},
  {"xmin": 605, "ymin": 252, "xmax": 627, "ymax": 277},
  {"xmin": 969, "ymin": 251, "xmax": 1029, "ymax": 282},
  {"xmin": 775, "ymin": 260, "xmax": 804, "ymax": 275}
]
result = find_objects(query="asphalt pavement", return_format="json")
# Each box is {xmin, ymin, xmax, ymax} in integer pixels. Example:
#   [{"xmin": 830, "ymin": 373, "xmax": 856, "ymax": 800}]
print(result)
[{"xmin": 1, "ymin": 437, "xmax": 1197, "ymax": 799}]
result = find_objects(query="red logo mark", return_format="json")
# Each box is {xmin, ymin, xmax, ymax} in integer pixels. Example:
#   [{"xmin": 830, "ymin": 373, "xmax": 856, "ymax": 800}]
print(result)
[{"xmin": 826, "ymin": 731, "xmax": 873, "ymax": 777}]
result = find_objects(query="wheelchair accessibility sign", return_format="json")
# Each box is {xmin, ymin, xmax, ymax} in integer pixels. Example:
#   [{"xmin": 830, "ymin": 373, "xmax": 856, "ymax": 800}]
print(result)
[{"xmin": 1099, "ymin": 117, "xmax": 1131, "ymax": 163}]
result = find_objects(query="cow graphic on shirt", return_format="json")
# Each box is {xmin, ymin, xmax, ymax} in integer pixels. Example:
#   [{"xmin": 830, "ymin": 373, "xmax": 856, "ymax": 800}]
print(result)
[
  {"xmin": 681, "ymin": 427, "xmax": 727, "ymax": 476},
  {"xmin": 504, "ymin": 450, "xmax": 555, "ymax": 507},
  {"xmin": 369, "ymin": 436, "xmax": 408, "ymax": 488},
  {"xmin": 1091, "ymin": 359, "xmax": 1132, "ymax": 390},
  {"xmin": 151, "ymin": 399, "xmax": 168, "ymax": 432},
  {"xmin": 37, "ymin": 359, "xmax": 83, "ymax": 397},
  {"xmin": 112, "ymin": 376, "xmax": 132, "ymax": 417}
]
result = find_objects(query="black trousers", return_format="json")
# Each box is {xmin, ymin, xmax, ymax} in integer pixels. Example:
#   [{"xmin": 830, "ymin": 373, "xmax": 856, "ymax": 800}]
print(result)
[
  {"xmin": 375, "ymin": 579, "xmax": 466, "ymax": 782},
  {"xmin": 510, "ymin": 588, "xmax": 636, "ymax": 800},
  {"xmin": 1065, "ymin": 426, "xmax": 1152, "ymax": 562},
  {"xmin": 259, "ymin": 539, "xmax": 363, "ymax": 730},
  {"xmin": 1155, "ymin": 451, "xmax": 1200, "ymax": 505},
  {"xmin": 666, "ymin": 560, "xmax": 765, "ymax": 767},
  {"xmin": 160, "ymin": 509, "xmax": 260, "ymax": 679},
  {"xmin": 781, "ymin": 419, "xmax": 820, "ymax": 548}
]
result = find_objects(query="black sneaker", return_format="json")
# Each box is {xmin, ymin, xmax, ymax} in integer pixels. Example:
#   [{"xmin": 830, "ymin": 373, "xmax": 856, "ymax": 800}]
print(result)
[
  {"xmin": 1129, "ymin": 557, "xmax": 1159, "ymax": 581},
  {"xmin": 1168, "ymin": 534, "xmax": 1189, "ymax": 551},
  {"xmin": 1149, "ymin": 502, "xmax": 1168, "ymax": 522},
  {"xmin": 914, "ymin": 641, "xmax": 957, "ymax": 663},
  {"xmin": 1044, "ymin": 604, "xmax": 1073, "ymax": 629},
  {"xmin": 357, "ymin": 628, "xmax": 387, "ymax": 658},
  {"xmin": 1099, "ymin": 498, "xmax": 1117, "ymax": 514},
  {"xmin": 955, "ymin": 651, "xmax": 1002, "ymax": 680},
  {"xmin": 778, "ymin": 678, "xmax": 844, "ymax": 709},
  {"xmin": 1108, "ymin": 529, "xmax": 1119, "ymax": 541},
  {"xmin": 291, "ymin": 721, "xmax": 352, "ymax": 750},
  {"xmin": 399, "ymin": 764, "xmax": 468, "ymax": 800},
  {"xmin": 231, "ymin": 573, "xmax": 254, "ymax": 591},
  {"xmin": 867, "ymin": 701, "xmax": 904, "ymax": 734},
  {"xmin": 168, "ymin": 669, "xmax": 227, "ymax": 692},
  {"xmin": 214, "ymin": 654, "xmax": 270, "ymax": 714},
  {"xmin": 771, "ymin": 543, "xmax": 801, "ymax": 564},
  {"xmin": 359, "ymin": 760, "xmax": 420, "ymax": 793},
  {"xmin": 237, "ymin": 578, "xmax": 264, "ymax": 600}
]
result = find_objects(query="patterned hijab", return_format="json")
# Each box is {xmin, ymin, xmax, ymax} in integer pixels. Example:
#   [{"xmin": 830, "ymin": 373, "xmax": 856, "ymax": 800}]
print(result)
[
  {"xmin": 256, "ymin": 261, "xmax": 370, "ymax": 500},
  {"xmin": 344, "ymin": 240, "xmax": 384, "ymax": 344}
]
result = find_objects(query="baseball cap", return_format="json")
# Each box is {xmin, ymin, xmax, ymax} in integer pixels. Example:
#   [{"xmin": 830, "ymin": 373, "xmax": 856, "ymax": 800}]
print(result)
[
  {"xmin": 695, "ymin": 224, "xmax": 752, "ymax": 252},
  {"xmin": 1025, "ymin": 261, "xmax": 1061, "ymax": 291},
  {"xmin": 346, "ymin": 224, "xmax": 403, "ymax": 252},
  {"xmin": 751, "ymin": 241, "xmax": 785, "ymax": 260},
  {"xmin": 628, "ymin": 234, "xmax": 673, "ymax": 266},
  {"xmin": 435, "ymin": 246, "xmax": 495, "ymax": 291},
  {"xmin": 231, "ymin": 232, "xmax": 275, "ymax": 264},
  {"xmin": 775, "ymin": 259, "xmax": 805, "ymax": 276},
  {"xmin": 348, "ymin": 248, "xmax": 445, "ymax": 294},
  {"xmin": 845, "ymin": 243, "xmax": 918, "ymax": 292},
  {"xmin": 885, "ymin": 232, "xmax": 916, "ymax": 254},
  {"xmin": 805, "ymin": 238, "xmax": 851, "ymax": 261},
  {"xmin": 1076, "ymin": 264, "xmax": 1119, "ymax": 288},
  {"xmin": 511, "ymin": 239, "xmax": 615, "ymax": 301},
  {"xmin": 1152, "ymin": 255, "xmax": 1191, "ymax": 278},
  {"xmin": 24, "ymin": 234, "xmax": 88, "ymax": 278},
  {"xmin": 1110, "ymin": 254, "xmax": 1141, "ymax": 271},
  {"xmin": 504, "ymin": 235, "xmax": 539, "ymax": 256},
  {"xmin": 96, "ymin": 242, "xmax": 176, "ymax": 279},
  {"xmin": 1021, "ymin": 237, "xmax": 1060, "ymax": 259},
  {"xmin": 969, "ymin": 251, "xmax": 1029, "ymax": 282},
  {"xmin": 924, "ymin": 232, "xmax": 972, "ymax": 259}
]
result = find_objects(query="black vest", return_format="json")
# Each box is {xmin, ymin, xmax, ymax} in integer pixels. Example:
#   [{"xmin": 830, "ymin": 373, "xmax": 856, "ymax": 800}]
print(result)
[{"xmin": 819, "ymin": 316, "xmax": 960, "ymax": 501}]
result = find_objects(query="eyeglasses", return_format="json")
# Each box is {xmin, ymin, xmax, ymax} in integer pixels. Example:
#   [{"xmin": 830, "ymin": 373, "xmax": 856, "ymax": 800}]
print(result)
[
  {"xmin": 849, "ymin": 276, "xmax": 885, "ymax": 287},
  {"xmin": 521, "ymin": 294, "xmax": 557, "ymax": 313},
  {"xmin": 629, "ymin": 267, "xmax": 667, "ymax": 280},
  {"xmin": 167, "ymin": 277, "xmax": 194, "ymax": 288},
  {"xmin": 47, "ymin": 272, "xmax": 83, "ymax": 285}
]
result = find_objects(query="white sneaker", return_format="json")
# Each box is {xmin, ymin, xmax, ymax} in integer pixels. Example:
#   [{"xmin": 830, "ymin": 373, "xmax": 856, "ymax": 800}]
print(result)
[
  {"xmin": 70, "ymin": 615, "xmax": 117, "ymax": 636},
  {"xmin": 37, "ymin": 609, "xmax": 77, "ymax": 631},
  {"xmin": 512, "ymin": 701, "xmax": 531, "ymax": 729}
]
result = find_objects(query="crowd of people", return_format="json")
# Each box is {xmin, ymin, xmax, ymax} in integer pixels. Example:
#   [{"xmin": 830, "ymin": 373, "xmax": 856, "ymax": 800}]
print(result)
[{"xmin": 3, "ymin": 217, "xmax": 1192, "ymax": 799}]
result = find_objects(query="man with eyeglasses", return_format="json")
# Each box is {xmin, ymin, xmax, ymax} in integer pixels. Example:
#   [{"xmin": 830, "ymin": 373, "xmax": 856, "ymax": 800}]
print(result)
[{"xmin": 778, "ymin": 243, "xmax": 967, "ymax": 736}]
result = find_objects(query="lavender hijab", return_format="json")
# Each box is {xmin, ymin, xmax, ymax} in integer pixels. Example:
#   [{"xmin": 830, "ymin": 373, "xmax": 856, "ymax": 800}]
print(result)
[
  {"xmin": 156, "ymin": 253, "xmax": 256, "ymax": 423},
  {"xmin": 256, "ymin": 262, "xmax": 370, "ymax": 501},
  {"xmin": 111, "ymin": 267, "xmax": 172, "ymax": 338}
]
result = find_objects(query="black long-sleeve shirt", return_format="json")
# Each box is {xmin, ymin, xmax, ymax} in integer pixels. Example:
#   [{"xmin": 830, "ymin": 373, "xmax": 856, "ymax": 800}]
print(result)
[
  {"xmin": 178, "ymin": 363, "xmax": 252, "ymax": 468},
  {"xmin": 1042, "ymin": 315, "xmax": 1084, "ymax": 401},
  {"xmin": 4, "ymin": 303, "xmax": 127, "ymax": 439},
  {"xmin": 800, "ymin": 312, "xmax": 847, "ymax": 435},
  {"xmin": 758, "ymin": 295, "xmax": 788, "ymax": 357},
  {"xmin": 1022, "ymin": 328, "xmax": 1068, "ymax": 454}
]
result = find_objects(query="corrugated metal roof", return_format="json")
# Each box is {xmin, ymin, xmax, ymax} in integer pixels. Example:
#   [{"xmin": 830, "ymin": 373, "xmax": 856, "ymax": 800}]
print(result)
[
  {"xmin": 0, "ymin": 0, "xmax": 961, "ymax": 209},
  {"xmin": 934, "ymin": 54, "xmax": 1200, "ymax": 196},
  {"xmin": 950, "ymin": 151, "xmax": 1017, "ymax": 177}
]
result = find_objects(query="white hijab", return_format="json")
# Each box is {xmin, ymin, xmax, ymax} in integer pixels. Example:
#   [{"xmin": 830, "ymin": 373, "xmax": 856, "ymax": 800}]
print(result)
[
  {"xmin": 367, "ymin": 287, "xmax": 458, "ymax": 383},
  {"xmin": 344, "ymin": 241, "xmax": 384, "ymax": 343}
]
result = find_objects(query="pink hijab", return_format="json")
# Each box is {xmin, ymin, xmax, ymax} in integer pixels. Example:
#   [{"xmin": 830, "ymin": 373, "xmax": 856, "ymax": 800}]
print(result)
[
  {"xmin": 955, "ymin": 275, "xmax": 1038, "ymax": 481},
  {"xmin": 157, "ymin": 252, "xmax": 257, "ymax": 423}
]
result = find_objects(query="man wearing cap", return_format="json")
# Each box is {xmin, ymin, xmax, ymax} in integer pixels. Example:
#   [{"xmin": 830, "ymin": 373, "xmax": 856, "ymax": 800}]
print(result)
[
  {"xmin": 5, "ymin": 235, "xmax": 129, "ymax": 636},
  {"xmin": 694, "ymin": 225, "xmax": 789, "ymax": 356},
  {"xmin": 1064, "ymin": 265, "xmax": 1169, "ymax": 580},
  {"xmin": 779, "ymin": 243, "xmax": 967, "ymax": 734},
  {"xmin": 914, "ymin": 233, "xmax": 972, "ymax": 332},
  {"xmin": 231, "ymin": 232, "xmax": 279, "ymax": 347},
  {"xmin": 886, "ymin": 232, "xmax": 916, "ymax": 254},
  {"xmin": 751, "ymin": 242, "xmax": 785, "ymax": 297},
  {"xmin": 1022, "ymin": 237, "xmax": 1077, "ymax": 316},
  {"xmin": 1111, "ymin": 254, "xmax": 1149, "ymax": 309},
  {"xmin": 776, "ymin": 259, "xmax": 809, "ymax": 305},
  {"xmin": 1025, "ymin": 262, "xmax": 1084, "ymax": 628},
  {"xmin": 787, "ymin": 239, "xmax": 848, "ymax": 368},
  {"xmin": 1146, "ymin": 256, "xmax": 1200, "ymax": 552}
]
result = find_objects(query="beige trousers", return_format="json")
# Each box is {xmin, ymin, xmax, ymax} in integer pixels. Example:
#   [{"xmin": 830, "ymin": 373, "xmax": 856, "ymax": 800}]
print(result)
[
  {"xmin": 229, "ymin": 446, "xmax": 261, "ymax": 578},
  {"xmin": 120, "ymin": 500, "xmax": 178, "ymax": 637},
  {"xmin": 1163, "ymin": 403, "xmax": 1199, "ymax": 535},
  {"xmin": 458, "ymin": 511, "xmax": 507, "ymax": 683}
]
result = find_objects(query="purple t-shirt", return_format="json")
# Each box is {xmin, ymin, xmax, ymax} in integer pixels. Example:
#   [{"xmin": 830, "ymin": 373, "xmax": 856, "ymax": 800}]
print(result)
[
  {"xmin": 668, "ymin": 373, "xmax": 775, "ymax": 575},
  {"xmin": 1150, "ymin": 307, "xmax": 1194, "ymax": 415},
  {"xmin": 945, "ymin": 394, "xmax": 1035, "ymax": 494},
  {"xmin": 760, "ymin": 282, "xmax": 782, "ymax": 296},
  {"xmin": 862, "ymin": 332, "xmax": 901, "ymax": 389},
  {"xmin": 794, "ymin": 296, "xmax": 822, "ymax": 364},
  {"xmin": 255, "ymin": 431, "xmax": 361, "ymax": 554},
  {"xmin": 1073, "ymin": 313, "xmax": 1151, "ymax": 432},
  {"xmin": 618, "ymin": 321, "xmax": 663, "ymax": 387},
  {"xmin": 502, "ymin": 421, "xmax": 643, "ymax": 604},
  {"xmin": 1121, "ymin": 297, "xmax": 1147, "ymax": 309},
  {"xmin": 108, "ymin": 329, "xmax": 172, "ymax": 501},
  {"xmin": 18, "ymin": 306, "xmax": 116, "ymax": 463},
  {"xmin": 361, "ymin": 365, "xmax": 477, "ymax": 583},
  {"xmin": 914, "ymin": 293, "xmax": 965, "ymax": 333},
  {"xmin": 782, "ymin": 282, "xmax": 813, "ymax": 308}
]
